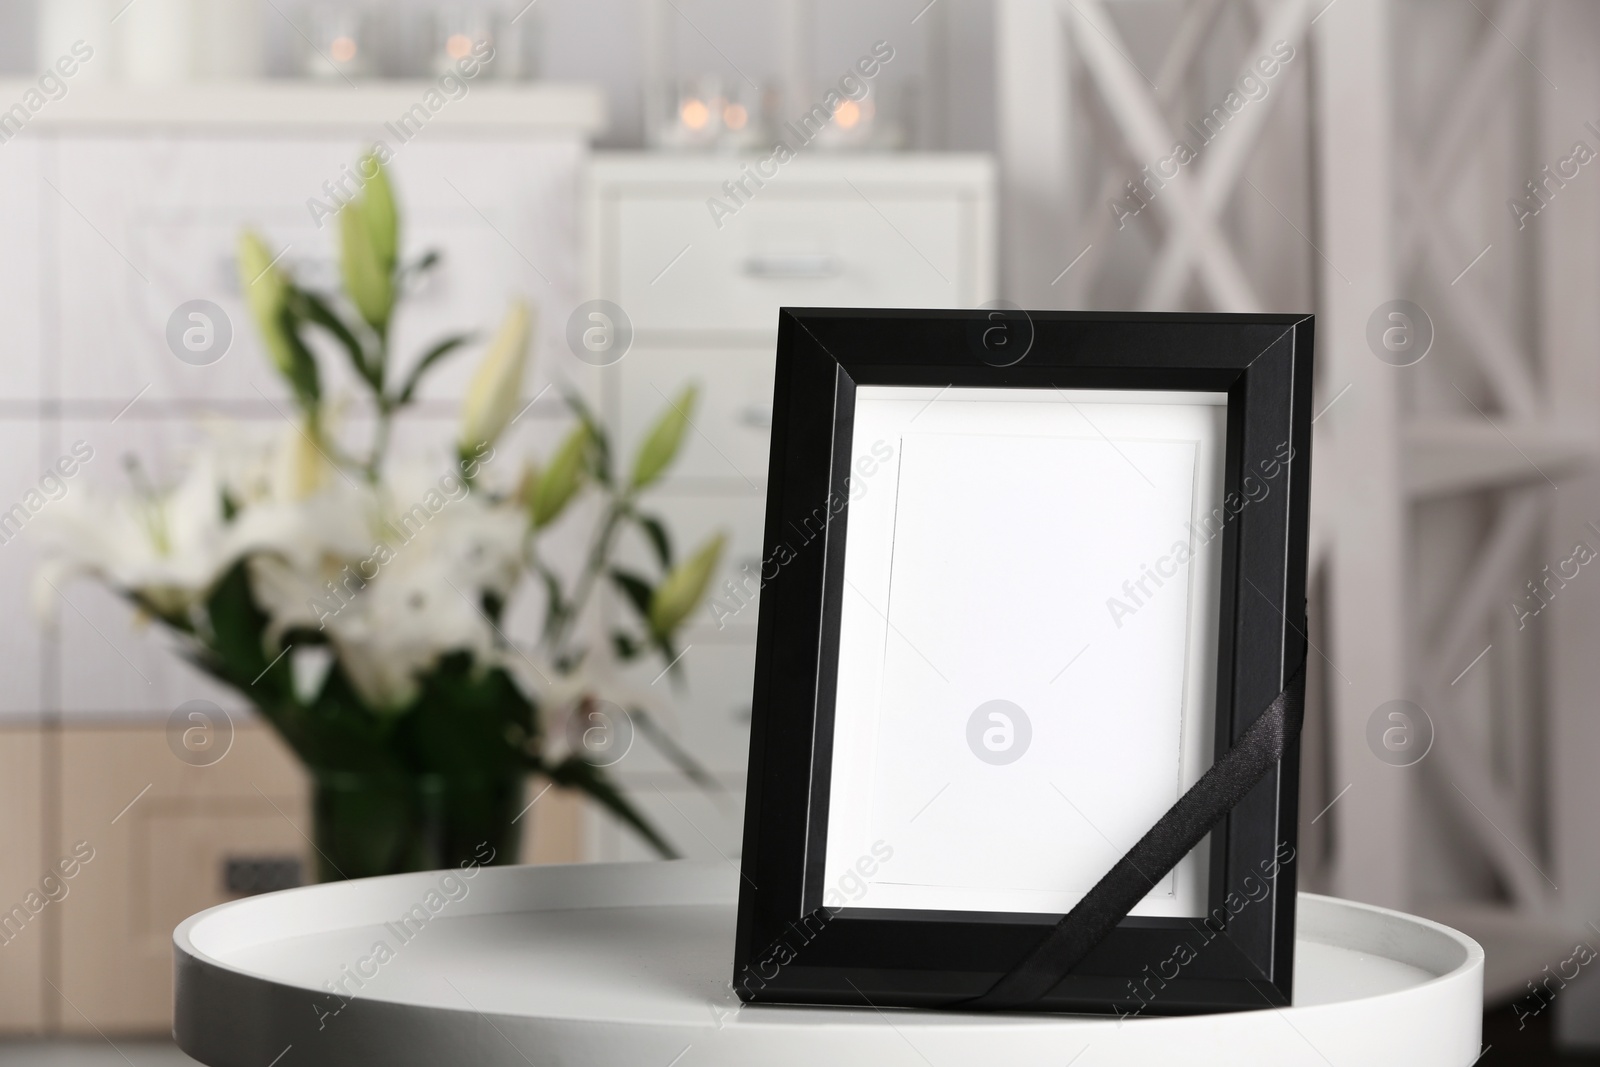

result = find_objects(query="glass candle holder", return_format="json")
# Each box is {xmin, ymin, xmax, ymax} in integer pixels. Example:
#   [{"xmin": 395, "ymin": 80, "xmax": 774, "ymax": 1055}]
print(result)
[
  {"xmin": 431, "ymin": 4, "xmax": 499, "ymax": 78},
  {"xmin": 303, "ymin": 4, "xmax": 370, "ymax": 80},
  {"xmin": 648, "ymin": 76, "xmax": 769, "ymax": 151}
]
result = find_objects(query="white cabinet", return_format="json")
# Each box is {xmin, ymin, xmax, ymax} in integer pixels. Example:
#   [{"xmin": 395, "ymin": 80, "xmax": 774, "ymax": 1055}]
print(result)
[
  {"xmin": 588, "ymin": 153, "xmax": 996, "ymax": 343},
  {"xmin": 583, "ymin": 152, "xmax": 996, "ymax": 859},
  {"xmin": 0, "ymin": 83, "xmax": 603, "ymax": 1036},
  {"xmin": 0, "ymin": 140, "xmax": 43, "ymax": 401},
  {"xmin": 29, "ymin": 126, "xmax": 594, "ymax": 714},
  {"xmin": 0, "ymin": 90, "xmax": 598, "ymax": 721},
  {"xmin": 609, "ymin": 190, "xmax": 981, "ymax": 334},
  {"xmin": 614, "ymin": 346, "xmax": 776, "ymax": 485},
  {"xmin": 47, "ymin": 136, "xmax": 586, "ymax": 410}
]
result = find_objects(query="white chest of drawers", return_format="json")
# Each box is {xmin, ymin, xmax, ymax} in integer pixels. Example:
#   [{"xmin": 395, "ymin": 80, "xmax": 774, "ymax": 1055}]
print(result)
[
  {"xmin": 0, "ymin": 84, "xmax": 604, "ymax": 1034},
  {"xmin": 581, "ymin": 151, "xmax": 996, "ymax": 860}
]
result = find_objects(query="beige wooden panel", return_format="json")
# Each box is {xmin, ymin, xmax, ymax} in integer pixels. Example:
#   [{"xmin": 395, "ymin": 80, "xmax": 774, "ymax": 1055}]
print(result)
[
  {"xmin": 139, "ymin": 808, "xmax": 315, "ymax": 954},
  {"xmin": 55, "ymin": 722, "xmax": 309, "ymax": 1035},
  {"xmin": 0, "ymin": 726, "xmax": 46, "ymax": 1033},
  {"xmin": 523, "ymin": 779, "xmax": 585, "ymax": 865},
  {"xmin": 51, "ymin": 724, "xmax": 586, "ymax": 1035}
]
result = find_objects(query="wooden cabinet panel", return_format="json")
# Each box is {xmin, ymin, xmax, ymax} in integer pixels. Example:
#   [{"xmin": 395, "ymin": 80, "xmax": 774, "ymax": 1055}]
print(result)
[
  {"xmin": 0, "ymin": 727, "xmax": 46, "ymax": 1032},
  {"xmin": 55, "ymin": 722, "xmax": 309, "ymax": 1034},
  {"xmin": 21, "ymin": 719, "xmax": 582, "ymax": 1035}
]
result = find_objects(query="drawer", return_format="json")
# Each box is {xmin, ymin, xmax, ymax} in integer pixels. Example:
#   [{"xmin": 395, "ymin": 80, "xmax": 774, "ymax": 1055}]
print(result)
[
  {"xmin": 611, "ymin": 491, "xmax": 768, "ymax": 638},
  {"xmin": 604, "ymin": 187, "xmax": 976, "ymax": 334},
  {"xmin": 48, "ymin": 136, "xmax": 584, "ymax": 407},
  {"xmin": 0, "ymin": 140, "xmax": 43, "ymax": 400},
  {"xmin": 602, "ymin": 641, "xmax": 756, "ymax": 782},
  {"xmin": 614, "ymin": 347, "xmax": 774, "ymax": 486}
]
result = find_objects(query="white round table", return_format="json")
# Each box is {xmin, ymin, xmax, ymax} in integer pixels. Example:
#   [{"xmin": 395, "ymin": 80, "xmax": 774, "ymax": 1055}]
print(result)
[{"xmin": 173, "ymin": 861, "xmax": 1484, "ymax": 1066}]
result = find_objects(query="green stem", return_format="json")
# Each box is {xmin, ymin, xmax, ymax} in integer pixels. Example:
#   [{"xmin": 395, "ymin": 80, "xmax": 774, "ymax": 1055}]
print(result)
[
  {"xmin": 365, "ymin": 329, "xmax": 394, "ymax": 484},
  {"xmin": 367, "ymin": 398, "xmax": 394, "ymax": 484},
  {"xmin": 546, "ymin": 493, "xmax": 630, "ymax": 661}
]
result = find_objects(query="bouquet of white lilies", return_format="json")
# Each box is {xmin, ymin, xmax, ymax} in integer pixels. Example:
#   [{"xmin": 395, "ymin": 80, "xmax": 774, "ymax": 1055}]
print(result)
[{"xmin": 34, "ymin": 156, "xmax": 724, "ymax": 878}]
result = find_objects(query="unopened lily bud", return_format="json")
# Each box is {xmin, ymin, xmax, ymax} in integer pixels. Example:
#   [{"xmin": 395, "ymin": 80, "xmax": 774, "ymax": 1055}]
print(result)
[
  {"xmin": 650, "ymin": 533, "xmax": 725, "ymax": 638},
  {"xmin": 460, "ymin": 300, "xmax": 534, "ymax": 454},
  {"xmin": 631, "ymin": 385, "xmax": 696, "ymax": 490},
  {"xmin": 531, "ymin": 423, "xmax": 589, "ymax": 529}
]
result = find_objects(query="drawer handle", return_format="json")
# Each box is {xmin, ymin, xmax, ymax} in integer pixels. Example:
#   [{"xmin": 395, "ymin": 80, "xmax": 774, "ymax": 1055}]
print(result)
[{"xmin": 742, "ymin": 254, "xmax": 839, "ymax": 279}]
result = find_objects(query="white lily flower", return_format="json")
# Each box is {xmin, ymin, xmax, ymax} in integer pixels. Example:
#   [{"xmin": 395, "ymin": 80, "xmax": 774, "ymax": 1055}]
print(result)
[
  {"xmin": 243, "ymin": 453, "xmax": 533, "ymax": 711},
  {"xmin": 330, "ymin": 553, "xmax": 500, "ymax": 709},
  {"xmin": 518, "ymin": 639, "xmax": 677, "ymax": 767},
  {"xmin": 32, "ymin": 447, "xmax": 234, "ymax": 621},
  {"xmin": 221, "ymin": 419, "xmax": 378, "ymax": 575}
]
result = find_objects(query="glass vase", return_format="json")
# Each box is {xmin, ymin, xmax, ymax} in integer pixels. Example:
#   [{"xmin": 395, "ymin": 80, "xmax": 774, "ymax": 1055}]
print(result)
[{"xmin": 310, "ymin": 769, "xmax": 523, "ymax": 881}]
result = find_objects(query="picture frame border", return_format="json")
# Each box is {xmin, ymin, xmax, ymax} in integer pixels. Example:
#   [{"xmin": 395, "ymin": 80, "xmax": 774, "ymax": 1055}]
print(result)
[{"xmin": 734, "ymin": 308, "xmax": 1314, "ymax": 1015}]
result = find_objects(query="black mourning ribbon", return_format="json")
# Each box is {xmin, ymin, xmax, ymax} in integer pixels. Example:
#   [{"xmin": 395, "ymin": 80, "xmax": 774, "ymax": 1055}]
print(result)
[{"xmin": 962, "ymin": 658, "xmax": 1307, "ymax": 1011}]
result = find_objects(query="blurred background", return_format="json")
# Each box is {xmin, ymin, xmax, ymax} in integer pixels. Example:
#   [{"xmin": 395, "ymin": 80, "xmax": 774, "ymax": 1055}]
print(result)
[{"xmin": 0, "ymin": 0, "xmax": 1596, "ymax": 1062}]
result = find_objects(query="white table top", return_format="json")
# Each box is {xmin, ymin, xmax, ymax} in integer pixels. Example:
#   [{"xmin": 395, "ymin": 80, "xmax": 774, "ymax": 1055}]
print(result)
[{"xmin": 174, "ymin": 860, "xmax": 1484, "ymax": 1066}]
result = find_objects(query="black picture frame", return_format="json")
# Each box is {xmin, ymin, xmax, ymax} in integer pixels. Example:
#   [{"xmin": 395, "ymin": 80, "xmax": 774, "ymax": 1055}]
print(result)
[{"xmin": 733, "ymin": 308, "xmax": 1314, "ymax": 1016}]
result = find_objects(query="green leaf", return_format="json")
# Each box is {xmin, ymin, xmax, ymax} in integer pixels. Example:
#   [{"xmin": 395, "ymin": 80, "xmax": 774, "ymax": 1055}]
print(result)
[
  {"xmin": 283, "ymin": 659, "xmax": 404, "ymax": 773},
  {"xmin": 293, "ymin": 288, "xmax": 372, "ymax": 389},
  {"xmin": 197, "ymin": 561, "xmax": 274, "ymax": 692},
  {"xmin": 481, "ymin": 590, "xmax": 505, "ymax": 625},
  {"xmin": 126, "ymin": 589, "xmax": 193, "ymax": 634},
  {"xmin": 587, "ymin": 421, "xmax": 614, "ymax": 488},
  {"xmin": 544, "ymin": 757, "xmax": 678, "ymax": 858},
  {"xmin": 397, "ymin": 333, "xmax": 476, "ymax": 405},
  {"xmin": 405, "ymin": 249, "xmax": 441, "ymax": 277},
  {"xmin": 630, "ymin": 385, "xmax": 696, "ymax": 489},
  {"xmin": 399, "ymin": 654, "xmax": 533, "ymax": 779},
  {"xmin": 636, "ymin": 513, "xmax": 673, "ymax": 569},
  {"xmin": 272, "ymin": 304, "xmax": 322, "ymax": 411},
  {"xmin": 608, "ymin": 568, "xmax": 655, "ymax": 620},
  {"xmin": 536, "ymin": 567, "xmax": 566, "ymax": 645},
  {"xmin": 530, "ymin": 424, "xmax": 589, "ymax": 528},
  {"xmin": 559, "ymin": 388, "xmax": 614, "ymax": 487},
  {"xmin": 561, "ymin": 385, "xmax": 603, "ymax": 427},
  {"xmin": 611, "ymin": 631, "xmax": 643, "ymax": 660},
  {"xmin": 652, "ymin": 636, "xmax": 687, "ymax": 685},
  {"xmin": 649, "ymin": 533, "xmax": 725, "ymax": 638},
  {"xmin": 393, "ymin": 250, "xmax": 443, "ymax": 303}
]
